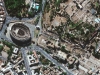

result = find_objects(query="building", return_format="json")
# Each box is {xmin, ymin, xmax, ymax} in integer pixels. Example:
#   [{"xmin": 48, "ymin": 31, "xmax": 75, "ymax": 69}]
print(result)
[
  {"xmin": 27, "ymin": 51, "xmax": 39, "ymax": 67},
  {"xmin": 1, "ymin": 62, "xmax": 12, "ymax": 73},
  {"xmin": 0, "ymin": 1, "xmax": 6, "ymax": 30},
  {"xmin": 32, "ymin": 2, "xmax": 40, "ymax": 12},
  {"xmin": 57, "ymin": 51, "xmax": 67, "ymax": 60},
  {"xmin": 29, "ymin": 1, "xmax": 40, "ymax": 12},
  {"xmin": 10, "ymin": 23, "xmax": 31, "ymax": 46},
  {"xmin": 13, "ymin": 48, "xmax": 19, "ymax": 54}
]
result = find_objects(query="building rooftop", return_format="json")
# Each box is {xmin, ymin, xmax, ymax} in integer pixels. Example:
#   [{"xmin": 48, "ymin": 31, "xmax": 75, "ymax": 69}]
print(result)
[
  {"xmin": 57, "ymin": 51, "xmax": 67, "ymax": 60},
  {"xmin": 13, "ymin": 48, "xmax": 19, "ymax": 54}
]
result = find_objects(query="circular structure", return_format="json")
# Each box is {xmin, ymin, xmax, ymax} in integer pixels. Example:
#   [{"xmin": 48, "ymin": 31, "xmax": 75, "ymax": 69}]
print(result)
[{"xmin": 10, "ymin": 23, "xmax": 31, "ymax": 46}]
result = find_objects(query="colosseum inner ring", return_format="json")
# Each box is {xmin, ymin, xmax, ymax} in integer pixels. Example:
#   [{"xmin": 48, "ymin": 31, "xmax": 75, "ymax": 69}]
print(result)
[{"xmin": 10, "ymin": 23, "xmax": 31, "ymax": 45}]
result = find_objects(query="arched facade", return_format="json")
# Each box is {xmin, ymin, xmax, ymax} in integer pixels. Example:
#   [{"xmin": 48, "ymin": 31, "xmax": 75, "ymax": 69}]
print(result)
[{"xmin": 10, "ymin": 23, "xmax": 31, "ymax": 46}]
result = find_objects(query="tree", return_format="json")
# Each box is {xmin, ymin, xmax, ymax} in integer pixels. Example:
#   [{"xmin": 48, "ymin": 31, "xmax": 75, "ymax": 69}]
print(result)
[
  {"xmin": 34, "ymin": 69, "xmax": 40, "ymax": 74},
  {"xmin": 29, "ymin": 51, "xmax": 33, "ymax": 55},
  {"xmin": 0, "ymin": 45, "xmax": 3, "ymax": 52},
  {"xmin": 17, "ymin": 13, "xmax": 21, "ymax": 18},
  {"xmin": 61, "ymin": 46, "xmax": 70, "ymax": 54},
  {"xmin": 55, "ymin": 0, "xmax": 61, "ymax": 8},
  {"xmin": 28, "ymin": 11, "xmax": 34, "ymax": 17},
  {"xmin": 95, "ymin": 1, "xmax": 99, "ymax": 9},
  {"xmin": 5, "ymin": 0, "xmax": 25, "ymax": 17},
  {"xmin": 2, "ymin": 40, "xmax": 14, "ymax": 48}
]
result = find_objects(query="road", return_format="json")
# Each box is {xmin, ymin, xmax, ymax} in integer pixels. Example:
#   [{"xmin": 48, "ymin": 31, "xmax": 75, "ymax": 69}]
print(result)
[
  {"xmin": 30, "ymin": 45, "xmax": 74, "ymax": 75},
  {"xmin": 20, "ymin": 48, "xmax": 32, "ymax": 75},
  {"xmin": 37, "ymin": 0, "xmax": 46, "ymax": 34},
  {"xmin": 0, "ymin": 1, "xmax": 33, "ymax": 75}
]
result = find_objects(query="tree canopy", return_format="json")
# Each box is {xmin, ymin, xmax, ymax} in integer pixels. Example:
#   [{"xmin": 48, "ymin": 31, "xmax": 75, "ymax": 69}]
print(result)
[{"xmin": 5, "ymin": 0, "xmax": 25, "ymax": 17}]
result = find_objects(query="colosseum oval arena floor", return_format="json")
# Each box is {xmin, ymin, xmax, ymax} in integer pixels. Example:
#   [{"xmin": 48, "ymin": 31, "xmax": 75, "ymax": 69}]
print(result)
[{"xmin": 6, "ymin": 21, "xmax": 35, "ymax": 46}]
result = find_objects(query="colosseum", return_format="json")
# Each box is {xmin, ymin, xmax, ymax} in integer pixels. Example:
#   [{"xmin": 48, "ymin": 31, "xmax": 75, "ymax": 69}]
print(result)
[{"xmin": 10, "ymin": 23, "xmax": 31, "ymax": 46}]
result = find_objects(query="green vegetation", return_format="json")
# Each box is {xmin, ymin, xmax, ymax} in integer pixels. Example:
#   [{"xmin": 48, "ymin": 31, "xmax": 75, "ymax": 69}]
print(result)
[
  {"xmin": 40, "ymin": 57, "xmax": 50, "ymax": 65},
  {"xmin": 34, "ymin": 68, "xmax": 40, "ymax": 74},
  {"xmin": 28, "ymin": 11, "xmax": 34, "ymax": 17},
  {"xmin": 46, "ymin": 3, "xmax": 50, "ymax": 13},
  {"xmin": 62, "ymin": 0, "xmax": 68, "ymax": 3},
  {"xmin": 45, "ymin": 49, "xmax": 52, "ymax": 54},
  {"xmin": 55, "ymin": 0, "xmax": 61, "ymax": 7},
  {"xmin": 54, "ymin": 18, "xmax": 95, "ymax": 44},
  {"xmin": 27, "ymin": 51, "xmax": 33, "ymax": 55},
  {"xmin": 20, "ymin": 65, "xmax": 24, "ymax": 70},
  {"xmin": 0, "ymin": 45, "xmax": 3, "ymax": 52},
  {"xmin": 93, "ymin": 52, "xmax": 100, "ymax": 59},
  {"xmin": 5, "ymin": 0, "xmax": 42, "ymax": 18},
  {"xmin": 91, "ymin": 1, "xmax": 100, "ymax": 15},
  {"xmin": 2, "ymin": 40, "xmax": 14, "ymax": 48},
  {"xmin": 42, "ymin": 67, "xmax": 47, "ymax": 71},
  {"xmin": 93, "ymin": 49, "xmax": 100, "ymax": 59},
  {"xmin": 67, "ymin": 63, "xmax": 74, "ymax": 69},
  {"xmin": 61, "ymin": 46, "xmax": 70, "ymax": 54},
  {"xmin": 39, "ymin": 53, "xmax": 50, "ymax": 65},
  {"xmin": 55, "ymin": 0, "xmax": 61, "ymax": 11},
  {"xmin": 95, "ymin": 2, "xmax": 99, "ymax": 8},
  {"xmin": 2, "ymin": 40, "xmax": 15, "ymax": 60},
  {"xmin": 34, "ymin": 16, "xmax": 40, "ymax": 25},
  {"xmin": 5, "ymin": 0, "xmax": 25, "ymax": 17},
  {"xmin": 7, "ymin": 47, "xmax": 13, "ymax": 60}
]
